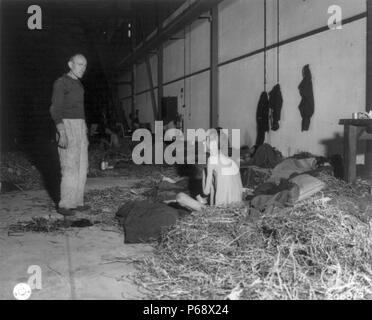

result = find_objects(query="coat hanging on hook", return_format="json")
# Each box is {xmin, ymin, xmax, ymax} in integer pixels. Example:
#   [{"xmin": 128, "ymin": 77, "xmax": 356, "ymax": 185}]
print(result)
[
  {"xmin": 268, "ymin": 84, "xmax": 283, "ymax": 131},
  {"xmin": 298, "ymin": 64, "xmax": 314, "ymax": 131},
  {"xmin": 268, "ymin": 0, "xmax": 283, "ymax": 132}
]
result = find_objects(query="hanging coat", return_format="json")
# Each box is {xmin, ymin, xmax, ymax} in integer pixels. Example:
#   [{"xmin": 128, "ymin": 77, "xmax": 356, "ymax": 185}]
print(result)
[
  {"xmin": 268, "ymin": 84, "xmax": 283, "ymax": 131},
  {"xmin": 298, "ymin": 65, "xmax": 314, "ymax": 131},
  {"xmin": 255, "ymin": 91, "xmax": 270, "ymax": 147}
]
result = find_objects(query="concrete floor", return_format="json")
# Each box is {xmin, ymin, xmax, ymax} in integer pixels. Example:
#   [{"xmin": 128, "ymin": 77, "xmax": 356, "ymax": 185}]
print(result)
[{"xmin": 0, "ymin": 177, "xmax": 153, "ymax": 300}]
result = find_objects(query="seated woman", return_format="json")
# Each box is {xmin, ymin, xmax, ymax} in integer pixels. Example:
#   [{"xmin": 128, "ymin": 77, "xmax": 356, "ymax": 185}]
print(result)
[
  {"xmin": 176, "ymin": 128, "xmax": 243, "ymax": 211},
  {"xmin": 100, "ymin": 125, "xmax": 121, "ymax": 149}
]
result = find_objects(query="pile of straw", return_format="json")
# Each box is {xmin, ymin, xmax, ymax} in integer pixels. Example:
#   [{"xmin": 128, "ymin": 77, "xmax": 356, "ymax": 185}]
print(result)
[
  {"xmin": 8, "ymin": 217, "xmax": 94, "ymax": 234},
  {"xmin": 127, "ymin": 173, "xmax": 372, "ymax": 300},
  {"xmin": 317, "ymin": 172, "xmax": 372, "ymax": 223},
  {"xmin": 1, "ymin": 151, "xmax": 43, "ymax": 190},
  {"xmin": 84, "ymin": 186, "xmax": 147, "ymax": 227}
]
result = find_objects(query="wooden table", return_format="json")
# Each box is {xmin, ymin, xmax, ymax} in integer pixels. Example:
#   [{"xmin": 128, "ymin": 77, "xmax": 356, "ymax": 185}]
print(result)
[{"xmin": 339, "ymin": 119, "xmax": 372, "ymax": 183}]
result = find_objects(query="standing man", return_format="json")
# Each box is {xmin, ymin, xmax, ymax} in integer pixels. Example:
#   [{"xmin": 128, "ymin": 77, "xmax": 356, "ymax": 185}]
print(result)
[{"xmin": 50, "ymin": 54, "xmax": 89, "ymax": 216}]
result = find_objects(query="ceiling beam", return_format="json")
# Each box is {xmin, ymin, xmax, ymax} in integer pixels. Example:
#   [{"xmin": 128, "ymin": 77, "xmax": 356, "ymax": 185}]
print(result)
[{"xmin": 117, "ymin": 0, "xmax": 224, "ymax": 69}]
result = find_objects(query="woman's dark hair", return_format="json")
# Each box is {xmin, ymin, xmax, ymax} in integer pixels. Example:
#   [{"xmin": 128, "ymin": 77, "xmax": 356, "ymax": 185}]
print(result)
[{"xmin": 207, "ymin": 127, "xmax": 230, "ymax": 156}]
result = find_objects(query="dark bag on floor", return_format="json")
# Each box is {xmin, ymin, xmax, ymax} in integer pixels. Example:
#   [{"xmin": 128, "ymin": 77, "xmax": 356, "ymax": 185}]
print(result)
[{"xmin": 116, "ymin": 200, "xmax": 180, "ymax": 243}]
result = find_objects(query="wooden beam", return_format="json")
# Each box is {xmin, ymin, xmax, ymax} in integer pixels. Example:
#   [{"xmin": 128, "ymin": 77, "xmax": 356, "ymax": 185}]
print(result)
[
  {"xmin": 145, "ymin": 57, "xmax": 158, "ymax": 120},
  {"xmin": 367, "ymin": 0, "xmax": 372, "ymax": 112},
  {"xmin": 366, "ymin": 0, "xmax": 372, "ymax": 179},
  {"xmin": 219, "ymin": 13, "xmax": 366, "ymax": 68},
  {"xmin": 210, "ymin": 5, "xmax": 219, "ymax": 128},
  {"xmin": 131, "ymin": 65, "xmax": 136, "ymax": 116},
  {"xmin": 136, "ymin": 16, "xmax": 158, "ymax": 121},
  {"xmin": 130, "ymin": 16, "xmax": 137, "ymax": 117},
  {"xmin": 157, "ymin": 44, "xmax": 164, "ymax": 121},
  {"xmin": 343, "ymin": 125, "xmax": 359, "ymax": 183}
]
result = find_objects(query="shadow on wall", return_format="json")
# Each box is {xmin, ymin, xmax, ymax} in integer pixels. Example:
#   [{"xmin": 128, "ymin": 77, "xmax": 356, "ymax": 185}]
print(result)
[
  {"xmin": 320, "ymin": 133, "xmax": 344, "ymax": 158},
  {"xmin": 320, "ymin": 132, "xmax": 369, "ymax": 180}
]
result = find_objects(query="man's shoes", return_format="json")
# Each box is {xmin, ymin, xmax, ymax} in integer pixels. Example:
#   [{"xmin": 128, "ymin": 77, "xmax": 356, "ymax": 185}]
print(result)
[
  {"xmin": 74, "ymin": 205, "xmax": 91, "ymax": 212},
  {"xmin": 57, "ymin": 207, "xmax": 76, "ymax": 216}
]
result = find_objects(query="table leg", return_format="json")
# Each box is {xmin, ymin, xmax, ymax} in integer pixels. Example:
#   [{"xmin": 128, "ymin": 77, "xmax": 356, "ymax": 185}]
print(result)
[
  {"xmin": 366, "ymin": 141, "xmax": 372, "ymax": 180},
  {"xmin": 344, "ymin": 125, "xmax": 357, "ymax": 183}
]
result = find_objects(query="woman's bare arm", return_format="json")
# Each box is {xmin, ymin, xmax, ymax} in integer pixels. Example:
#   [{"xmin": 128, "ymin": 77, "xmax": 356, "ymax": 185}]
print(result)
[
  {"xmin": 202, "ymin": 167, "xmax": 206, "ymax": 193},
  {"xmin": 203, "ymin": 162, "xmax": 213, "ymax": 195}
]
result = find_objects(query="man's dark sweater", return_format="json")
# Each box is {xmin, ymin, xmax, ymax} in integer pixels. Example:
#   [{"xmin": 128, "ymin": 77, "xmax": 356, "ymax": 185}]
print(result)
[{"xmin": 50, "ymin": 74, "xmax": 85, "ymax": 125}]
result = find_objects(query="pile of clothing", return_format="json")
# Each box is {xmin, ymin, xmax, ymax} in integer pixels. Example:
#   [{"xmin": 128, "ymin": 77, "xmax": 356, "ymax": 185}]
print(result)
[{"xmin": 249, "ymin": 156, "xmax": 327, "ymax": 212}]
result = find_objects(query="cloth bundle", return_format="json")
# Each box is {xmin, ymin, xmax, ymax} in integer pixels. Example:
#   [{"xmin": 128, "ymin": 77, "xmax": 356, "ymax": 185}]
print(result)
[
  {"xmin": 268, "ymin": 157, "xmax": 317, "ymax": 183},
  {"xmin": 289, "ymin": 174, "xmax": 325, "ymax": 202},
  {"xmin": 116, "ymin": 200, "xmax": 189, "ymax": 243},
  {"xmin": 251, "ymin": 173, "xmax": 325, "ymax": 211},
  {"xmin": 250, "ymin": 154, "xmax": 325, "ymax": 212}
]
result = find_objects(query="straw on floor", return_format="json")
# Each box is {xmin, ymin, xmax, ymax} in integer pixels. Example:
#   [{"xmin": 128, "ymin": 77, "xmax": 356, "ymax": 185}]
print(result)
[{"xmin": 125, "ymin": 173, "xmax": 372, "ymax": 300}]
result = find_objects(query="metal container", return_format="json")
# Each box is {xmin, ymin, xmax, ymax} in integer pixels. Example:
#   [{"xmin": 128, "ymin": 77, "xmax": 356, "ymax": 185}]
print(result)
[
  {"xmin": 100, "ymin": 161, "xmax": 107, "ymax": 171},
  {"xmin": 352, "ymin": 112, "xmax": 358, "ymax": 119},
  {"xmin": 100, "ymin": 161, "xmax": 113, "ymax": 170}
]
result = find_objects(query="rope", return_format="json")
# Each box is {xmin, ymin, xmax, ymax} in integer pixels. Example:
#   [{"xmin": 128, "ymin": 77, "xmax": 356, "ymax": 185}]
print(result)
[
  {"xmin": 183, "ymin": 27, "xmax": 187, "ymax": 121},
  {"xmin": 277, "ymin": 0, "xmax": 280, "ymax": 83},
  {"xmin": 188, "ymin": 24, "xmax": 192, "ymax": 120},
  {"xmin": 264, "ymin": 0, "xmax": 267, "ymax": 91}
]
